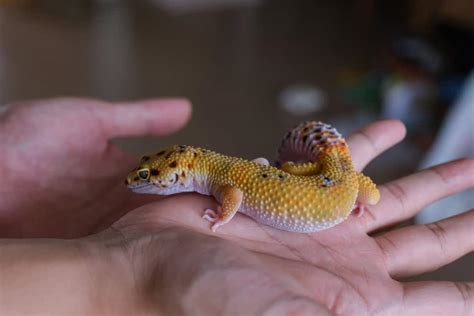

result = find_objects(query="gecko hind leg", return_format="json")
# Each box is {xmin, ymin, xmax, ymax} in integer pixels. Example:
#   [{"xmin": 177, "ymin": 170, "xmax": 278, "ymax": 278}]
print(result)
[
  {"xmin": 357, "ymin": 173, "xmax": 380, "ymax": 205},
  {"xmin": 280, "ymin": 161, "xmax": 320, "ymax": 176},
  {"xmin": 351, "ymin": 173, "xmax": 380, "ymax": 218},
  {"xmin": 351, "ymin": 202, "xmax": 365, "ymax": 217}
]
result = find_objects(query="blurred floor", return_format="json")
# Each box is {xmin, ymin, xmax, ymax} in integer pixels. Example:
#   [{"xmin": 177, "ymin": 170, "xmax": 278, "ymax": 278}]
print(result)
[{"xmin": 0, "ymin": 0, "xmax": 471, "ymax": 281}]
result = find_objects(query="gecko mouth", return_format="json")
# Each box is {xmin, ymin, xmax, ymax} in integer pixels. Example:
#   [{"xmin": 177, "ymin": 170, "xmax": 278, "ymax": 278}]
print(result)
[
  {"xmin": 127, "ymin": 183, "xmax": 153, "ymax": 193},
  {"xmin": 128, "ymin": 173, "xmax": 179, "ymax": 192}
]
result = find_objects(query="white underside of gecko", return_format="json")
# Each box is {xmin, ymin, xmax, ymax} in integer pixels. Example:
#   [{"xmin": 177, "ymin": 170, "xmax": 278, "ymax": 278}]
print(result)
[{"xmin": 238, "ymin": 205, "xmax": 347, "ymax": 233}]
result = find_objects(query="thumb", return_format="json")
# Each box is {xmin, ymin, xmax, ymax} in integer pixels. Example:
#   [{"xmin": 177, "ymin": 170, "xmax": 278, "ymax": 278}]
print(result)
[{"xmin": 99, "ymin": 98, "xmax": 192, "ymax": 138}]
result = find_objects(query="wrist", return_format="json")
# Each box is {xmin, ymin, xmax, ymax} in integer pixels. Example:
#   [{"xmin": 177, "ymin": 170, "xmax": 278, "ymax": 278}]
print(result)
[{"xmin": 0, "ymin": 233, "xmax": 139, "ymax": 315}]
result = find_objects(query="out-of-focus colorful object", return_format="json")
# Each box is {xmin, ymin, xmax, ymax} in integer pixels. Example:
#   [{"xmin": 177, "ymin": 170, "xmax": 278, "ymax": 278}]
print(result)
[
  {"xmin": 381, "ymin": 37, "xmax": 441, "ymax": 134},
  {"xmin": 278, "ymin": 84, "xmax": 327, "ymax": 116},
  {"xmin": 339, "ymin": 68, "xmax": 382, "ymax": 113}
]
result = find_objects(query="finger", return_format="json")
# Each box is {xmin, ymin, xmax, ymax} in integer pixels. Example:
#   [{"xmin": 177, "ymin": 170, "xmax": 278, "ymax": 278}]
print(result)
[
  {"xmin": 346, "ymin": 119, "xmax": 406, "ymax": 171},
  {"xmin": 403, "ymin": 281, "xmax": 473, "ymax": 316},
  {"xmin": 375, "ymin": 210, "xmax": 474, "ymax": 278},
  {"xmin": 99, "ymin": 98, "xmax": 192, "ymax": 138},
  {"xmin": 362, "ymin": 158, "xmax": 474, "ymax": 233}
]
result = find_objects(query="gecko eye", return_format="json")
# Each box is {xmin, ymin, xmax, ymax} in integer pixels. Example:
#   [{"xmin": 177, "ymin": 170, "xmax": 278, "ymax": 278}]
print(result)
[{"xmin": 137, "ymin": 169, "xmax": 150, "ymax": 180}]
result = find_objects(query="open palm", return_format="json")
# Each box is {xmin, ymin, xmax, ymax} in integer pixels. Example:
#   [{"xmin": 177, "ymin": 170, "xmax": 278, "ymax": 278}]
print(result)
[
  {"xmin": 111, "ymin": 121, "xmax": 474, "ymax": 315},
  {"xmin": 1, "ymin": 98, "xmax": 472, "ymax": 315}
]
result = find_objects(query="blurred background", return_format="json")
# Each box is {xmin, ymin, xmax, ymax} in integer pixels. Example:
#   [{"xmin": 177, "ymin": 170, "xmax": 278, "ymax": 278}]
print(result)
[{"xmin": 0, "ymin": 0, "xmax": 472, "ymax": 280}]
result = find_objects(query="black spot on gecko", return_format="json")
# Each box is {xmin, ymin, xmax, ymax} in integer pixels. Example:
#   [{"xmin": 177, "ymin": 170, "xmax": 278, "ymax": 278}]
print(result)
[
  {"xmin": 141, "ymin": 156, "xmax": 150, "ymax": 162},
  {"xmin": 133, "ymin": 176, "xmax": 139, "ymax": 181},
  {"xmin": 156, "ymin": 150, "xmax": 166, "ymax": 156},
  {"xmin": 302, "ymin": 135, "xmax": 308, "ymax": 142},
  {"xmin": 150, "ymin": 169, "xmax": 160, "ymax": 176},
  {"xmin": 315, "ymin": 135, "xmax": 322, "ymax": 141},
  {"xmin": 193, "ymin": 152, "xmax": 198, "ymax": 157},
  {"xmin": 262, "ymin": 173, "xmax": 268, "ymax": 178},
  {"xmin": 314, "ymin": 128, "xmax": 322, "ymax": 133},
  {"xmin": 169, "ymin": 161, "xmax": 177, "ymax": 168},
  {"xmin": 278, "ymin": 174, "xmax": 285, "ymax": 179},
  {"xmin": 165, "ymin": 152, "xmax": 172, "ymax": 159},
  {"xmin": 322, "ymin": 177, "xmax": 333, "ymax": 187},
  {"xmin": 181, "ymin": 171, "xmax": 186, "ymax": 177}
]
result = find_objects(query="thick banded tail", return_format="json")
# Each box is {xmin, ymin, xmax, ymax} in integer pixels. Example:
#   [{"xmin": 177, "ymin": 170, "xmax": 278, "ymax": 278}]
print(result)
[{"xmin": 276, "ymin": 121, "xmax": 347, "ymax": 166}]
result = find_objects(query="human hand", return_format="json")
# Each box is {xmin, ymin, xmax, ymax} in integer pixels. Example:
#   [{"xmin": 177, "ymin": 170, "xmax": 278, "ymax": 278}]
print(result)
[
  {"xmin": 107, "ymin": 120, "xmax": 473, "ymax": 315},
  {"xmin": 0, "ymin": 97, "xmax": 191, "ymax": 237},
  {"xmin": 1, "ymin": 117, "xmax": 472, "ymax": 315}
]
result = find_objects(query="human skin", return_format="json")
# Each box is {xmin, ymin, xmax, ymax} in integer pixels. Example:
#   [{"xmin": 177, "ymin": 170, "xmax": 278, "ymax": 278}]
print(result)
[{"xmin": 0, "ymin": 98, "xmax": 473, "ymax": 315}]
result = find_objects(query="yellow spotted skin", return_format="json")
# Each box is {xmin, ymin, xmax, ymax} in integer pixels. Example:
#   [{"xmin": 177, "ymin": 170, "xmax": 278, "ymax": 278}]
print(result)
[{"xmin": 126, "ymin": 122, "xmax": 380, "ymax": 233}]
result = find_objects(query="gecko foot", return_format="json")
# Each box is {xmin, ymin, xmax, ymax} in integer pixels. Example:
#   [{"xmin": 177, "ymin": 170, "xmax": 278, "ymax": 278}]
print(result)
[
  {"xmin": 209, "ymin": 221, "xmax": 226, "ymax": 232},
  {"xmin": 202, "ymin": 208, "xmax": 219, "ymax": 223},
  {"xmin": 202, "ymin": 207, "xmax": 231, "ymax": 232},
  {"xmin": 351, "ymin": 203, "xmax": 365, "ymax": 217}
]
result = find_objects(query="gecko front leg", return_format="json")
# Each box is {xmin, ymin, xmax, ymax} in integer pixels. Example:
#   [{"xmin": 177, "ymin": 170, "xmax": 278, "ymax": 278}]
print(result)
[{"xmin": 203, "ymin": 186, "xmax": 243, "ymax": 232}]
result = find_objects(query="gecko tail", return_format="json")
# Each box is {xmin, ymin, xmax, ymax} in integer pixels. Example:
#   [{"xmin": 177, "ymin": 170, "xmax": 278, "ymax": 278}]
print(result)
[{"xmin": 276, "ymin": 121, "xmax": 347, "ymax": 166}]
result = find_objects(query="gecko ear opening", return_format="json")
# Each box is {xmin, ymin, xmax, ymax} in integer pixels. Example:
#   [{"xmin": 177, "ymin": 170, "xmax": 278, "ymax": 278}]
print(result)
[{"xmin": 137, "ymin": 169, "xmax": 150, "ymax": 180}]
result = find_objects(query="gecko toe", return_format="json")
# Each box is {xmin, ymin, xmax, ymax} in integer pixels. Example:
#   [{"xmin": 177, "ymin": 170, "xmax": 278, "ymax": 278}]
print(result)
[
  {"xmin": 351, "ymin": 203, "xmax": 365, "ymax": 217},
  {"xmin": 203, "ymin": 208, "xmax": 219, "ymax": 222}
]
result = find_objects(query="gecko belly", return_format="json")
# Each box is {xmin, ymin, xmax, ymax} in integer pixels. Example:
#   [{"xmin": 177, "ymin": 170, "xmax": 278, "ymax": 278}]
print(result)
[{"xmin": 238, "ymin": 205, "xmax": 350, "ymax": 233}]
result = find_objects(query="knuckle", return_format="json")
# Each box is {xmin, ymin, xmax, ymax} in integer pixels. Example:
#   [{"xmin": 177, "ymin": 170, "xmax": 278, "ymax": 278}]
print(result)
[
  {"xmin": 424, "ymin": 222, "xmax": 448, "ymax": 253},
  {"xmin": 453, "ymin": 281, "xmax": 474, "ymax": 314}
]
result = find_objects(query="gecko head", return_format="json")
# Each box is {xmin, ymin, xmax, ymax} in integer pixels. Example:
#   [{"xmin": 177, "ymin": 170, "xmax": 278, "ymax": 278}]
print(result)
[{"xmin": 125, "ymin": 145, "xmax": 196, "ymax": 195}]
